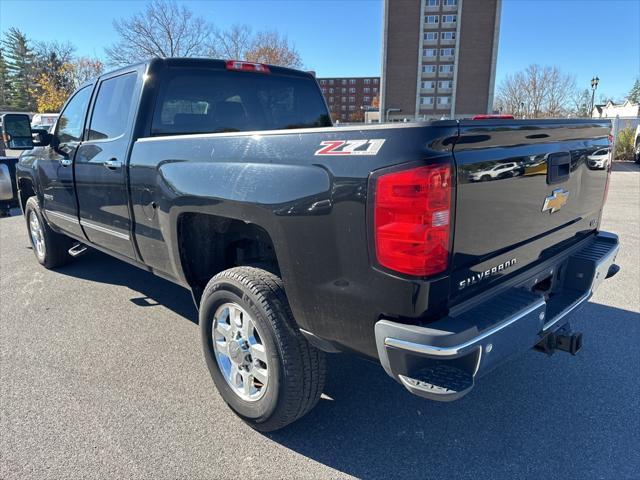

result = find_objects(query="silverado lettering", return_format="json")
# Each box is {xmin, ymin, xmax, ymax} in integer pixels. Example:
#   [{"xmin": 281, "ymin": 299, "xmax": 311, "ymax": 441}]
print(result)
[{"xmin": 458, "ymin": 258, "xmax": 517, "ymax": 290}]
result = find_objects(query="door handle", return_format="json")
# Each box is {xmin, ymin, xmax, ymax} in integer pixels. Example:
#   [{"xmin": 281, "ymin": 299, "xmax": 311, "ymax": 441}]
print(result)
[
  {"xmin": 59, "ymin": 158, "xmax": 72, "ymax": 167},
  {"xmin": 103, "ymin": 159, "xmax": 122, "ymax": 170}
]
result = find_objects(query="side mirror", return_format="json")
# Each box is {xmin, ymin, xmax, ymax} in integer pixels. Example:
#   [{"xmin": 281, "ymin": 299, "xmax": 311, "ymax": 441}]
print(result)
[
  {"xmin": 1, "ymin": 114, "xmax": 34, "ymax": 150},
  {"xmin": 31, "ymin": 128, "xmax": 52, "ymax": 147}
]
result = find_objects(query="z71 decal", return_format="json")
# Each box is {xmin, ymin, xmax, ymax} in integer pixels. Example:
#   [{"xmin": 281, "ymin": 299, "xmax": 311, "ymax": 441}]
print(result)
[{"xmin": 314, "ymin": 139, "xmax": 386, "ymax": 156}]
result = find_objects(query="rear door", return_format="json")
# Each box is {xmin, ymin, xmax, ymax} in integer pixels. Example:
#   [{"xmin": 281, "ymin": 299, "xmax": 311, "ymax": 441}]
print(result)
[
  {"xmin": 75, "ymin": 68, "xmax": 142, "ymax": 258},
  {"xmin": 450, "ymin": 119, "xmax": 611, "ymax": 303}
]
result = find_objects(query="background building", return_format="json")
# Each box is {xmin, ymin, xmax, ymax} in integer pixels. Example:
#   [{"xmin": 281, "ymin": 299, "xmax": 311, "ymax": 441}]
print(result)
[
  {"xmin": 317, "ymin": 77, "xmax": 380, "ymax": 122},
  {"xmin": 380, "ymin": 0, "xmax": 501, "ymax": 121}
]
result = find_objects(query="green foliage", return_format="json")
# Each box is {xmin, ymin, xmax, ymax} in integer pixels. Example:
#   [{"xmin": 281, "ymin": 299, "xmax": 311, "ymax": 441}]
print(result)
[
  {"xmin": 1, "ymin": 27, "xmax": 37, "ymax": 110},
  {"xmin": 614, "ymin": 126, "xmax": 635, "ymax": 160}
]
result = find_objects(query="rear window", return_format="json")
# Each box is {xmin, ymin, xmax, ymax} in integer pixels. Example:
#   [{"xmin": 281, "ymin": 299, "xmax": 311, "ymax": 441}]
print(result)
[{"xmin": 151, "ymin": 68, "xmax": 331, "ymax": 136}]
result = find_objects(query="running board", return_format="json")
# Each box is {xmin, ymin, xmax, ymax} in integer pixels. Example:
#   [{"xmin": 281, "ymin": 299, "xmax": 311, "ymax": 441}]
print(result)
[{"xmin": 68, "ymin": 243, "xmax": 88, "ymax": 257}]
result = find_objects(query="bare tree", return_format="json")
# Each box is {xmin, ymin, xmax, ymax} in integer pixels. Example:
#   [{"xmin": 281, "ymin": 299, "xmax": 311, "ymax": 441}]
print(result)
[
  {"xmin": 105, "ymin": 0, "xmax": 212, "ymax": 66},
  {"xmin": 211, "ymin": 24, "xmax": 253, "ymax": 59},
  {"xmin": 210, "ymin": 26, "xmax": 302, "ymax": 69},
  {"xmin": 495, "ymin": 64, "xmax": 578, "ymax": 118},
  {"xmin": 71, "ymin": 57, "xmax": 105, "ymax": 86},
  {"xmin": 245, "ymin": 30, "xmax": 302, "ymax": 69}
]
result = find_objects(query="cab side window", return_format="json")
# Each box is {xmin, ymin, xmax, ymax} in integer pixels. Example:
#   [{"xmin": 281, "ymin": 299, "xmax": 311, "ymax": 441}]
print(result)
[
  {"xmin": 55, "ymin": 86, "xmax": 92, "ymax": 144},
  {"xmin": 88, "ymin": 72, "xmax": 137, "ymax": 141}
]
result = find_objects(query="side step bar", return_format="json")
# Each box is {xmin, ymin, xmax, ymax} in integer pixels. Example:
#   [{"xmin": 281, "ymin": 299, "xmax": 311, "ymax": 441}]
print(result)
[{"xmin": 68, "ymin": 243, "xmax": 88, "ymax": 258}]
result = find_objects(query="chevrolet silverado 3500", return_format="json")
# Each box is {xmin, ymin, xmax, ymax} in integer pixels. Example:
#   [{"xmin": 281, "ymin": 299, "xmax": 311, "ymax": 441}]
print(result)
[{"xmin": 3, "ymin": 58, "xmax": 619, "ymax": 431}]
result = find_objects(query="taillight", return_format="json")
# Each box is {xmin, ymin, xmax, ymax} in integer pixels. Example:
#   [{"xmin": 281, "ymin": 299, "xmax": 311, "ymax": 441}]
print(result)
[
  {"xmin": 225, "ymin": 60, "xmax": 270, "ymax": 73},
  {"xmin": 373, "ymin": 164, "xmax": 452, "ymax": 276}
]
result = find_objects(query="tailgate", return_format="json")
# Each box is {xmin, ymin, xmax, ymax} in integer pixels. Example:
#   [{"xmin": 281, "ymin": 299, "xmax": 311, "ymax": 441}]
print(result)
[{"xmin": 449, "ymin": 119, "xmax": 611, "ymax": 304}]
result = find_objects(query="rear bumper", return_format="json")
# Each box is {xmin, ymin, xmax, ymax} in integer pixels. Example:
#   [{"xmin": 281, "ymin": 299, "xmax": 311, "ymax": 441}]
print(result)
[{"xmin": 375, "ymin": 231, "xmax": 620, "ymax": 401}]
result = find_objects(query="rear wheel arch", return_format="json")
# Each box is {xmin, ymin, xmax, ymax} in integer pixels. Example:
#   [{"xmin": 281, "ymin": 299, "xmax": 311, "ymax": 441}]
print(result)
[{"xmin": 176, "ymin": 212, "xmax": 281, "ymax": 301}]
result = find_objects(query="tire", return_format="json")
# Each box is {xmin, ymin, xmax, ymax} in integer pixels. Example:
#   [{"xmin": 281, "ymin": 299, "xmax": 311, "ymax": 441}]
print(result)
[
  {"xmin": 200, "ymin": 267, "xmax": 326, "ymax": 432},
  {"xmin": 24, "ymin": 197, "xmax": 72, "ymax": 268},
  {"xmin": 481, "ymin": 175, "xmax": 491, "ymax": 182}
]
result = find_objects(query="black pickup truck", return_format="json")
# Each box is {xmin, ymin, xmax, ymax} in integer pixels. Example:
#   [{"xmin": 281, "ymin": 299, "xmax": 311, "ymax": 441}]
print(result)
[{"xmin": 4, "ymin": 58, "xmax": 620, "ymax": 431}]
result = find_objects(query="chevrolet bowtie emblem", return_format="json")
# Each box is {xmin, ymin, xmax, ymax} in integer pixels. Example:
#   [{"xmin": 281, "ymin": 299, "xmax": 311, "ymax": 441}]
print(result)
[{"xmin": 542, "ymin": 188, "xmax": 569, "ymax": 213}]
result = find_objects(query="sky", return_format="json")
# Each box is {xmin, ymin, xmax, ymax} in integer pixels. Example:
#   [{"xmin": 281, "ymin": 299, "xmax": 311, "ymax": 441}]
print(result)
[{"xmin": 1, "ymin": 0, "xmax": 639, "ymax": 100}]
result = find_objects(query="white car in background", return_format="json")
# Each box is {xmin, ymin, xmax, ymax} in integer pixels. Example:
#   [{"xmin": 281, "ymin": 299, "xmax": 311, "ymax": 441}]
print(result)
[
  {"xmin": 587, "ymin": 148, "xmax": 610, "ymax": 170},
  {"xmin": 30, "ymin": 113, "xmax": 59, "ymax": 132}
]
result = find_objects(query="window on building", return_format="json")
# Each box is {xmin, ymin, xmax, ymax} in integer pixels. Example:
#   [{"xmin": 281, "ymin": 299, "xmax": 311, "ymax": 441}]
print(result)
[
  {"xmin": 442, "ymin": 15, "xmax": 457, "ymax": 23},
  {"xmin": 363, "ymin": 96, "xmax": 370, "ymax": 103},
  {"xmin": 425, "ymin": 15, "xmax": 439, "ymax": 24},
  {"xmin": 423, "ymin": 48, "xmax": 437, "ymax": 57},
  {"xmin": 437, "ymin": 96, "xmax": 451, "ymax": 105},
  {"xmin": 364, "ymin": 79, "xmax": 371, "ymax": 85},
  {"xmin": 349, "ymin": 87, "xmax": 356, "ymax": 93},
  {"xmin": 349, "ymin": 79, "xmax": 356, "ymax": 85},
  {"xmin": 329, "ymin": 79, "xmax": 334, "ymax": 85},
  {"xmin": 319, "ymin": 80, "xmax": 326, "ymax": 85},
  {"xmin": 442, "ymin": 32, "xmax": 456, "ymax": 40},
  {"xmin": 420, "ymin": 96, "xmax": 434, "ymax": 105},
  {"xmin": 341, "ymin": 87, "xmax": 346, "ymax": 93},
  {"xmin": 427, "ymin": 0, "xmax": 439, "ymax": 6},
  {"xmin": 329, "ymin": 97, "xmax": 334, "ymax": 103},
  {"xmin": 341, "ymin": 79, "xmax": 347, "ymax": 85},
  {"xmin": 438, "ymin": 81, "xmax": 452, "ymax": 89},
  {"xmin": 364, "ymin": 87, "xmax": 370, "ymax": 94},
  {"xmin": 424, "ymin": 32, "xmax": 438, "ymax": 41},
  {"xmin": 322, "ymin": 88, "xmax": 327, "ymax": 94},
  {"xmin": 329, "ymin": 88, "xmax": 334, "ymax": 94},
  {"xmin": 349, "ymin": 96, "xmax": 355, "ymax": 103},
  {"xmin": 341, "ymin": 105, "xmax": 346, "ymax": 111},
  {"xmin": 444, "ymin": 0, "xmax": 457, "ymax": 5},
  {"xmin": 341, "ymin": 96, "xmax": 346, "ymax": 103},
  {"xmin": 422, "ymin": 65, "xmax": 437, "ymax": 73},
  {"xmin": 341, "ymin": 113, "xmax": 346, "ymax": 119},
  {"xmin": 440, "ymin": 48, "xmax": 455, "ymax": 57},
  {"xmin": 373, "ymin": 78, "xmax": 379, "ymax": 84},
  {"xmin": 421, "ymin": 81, "xmax": 435, "ymax": 89},
  {"xmin": 373, "ymin": 87, "xmax": 378, "ymax": 93},
  {"xmin": 438, "ymin": 64, "xmax": 454, "ymax": 73},
  {"xmin": 349, "ymin": 105, "xmax": 356, "ymax": 111}
]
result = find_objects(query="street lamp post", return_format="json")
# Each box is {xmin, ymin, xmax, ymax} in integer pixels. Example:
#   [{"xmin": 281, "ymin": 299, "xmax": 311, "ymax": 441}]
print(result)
[{"xmin": 590, "ymin": 76, "xmax": 600, "ymax": 116}]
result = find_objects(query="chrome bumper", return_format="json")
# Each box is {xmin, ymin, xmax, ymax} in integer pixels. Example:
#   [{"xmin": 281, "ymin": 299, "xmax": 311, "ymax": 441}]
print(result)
[{"xmin": 375, "ymin": 232, "xmax": 620, "ymax": 401}]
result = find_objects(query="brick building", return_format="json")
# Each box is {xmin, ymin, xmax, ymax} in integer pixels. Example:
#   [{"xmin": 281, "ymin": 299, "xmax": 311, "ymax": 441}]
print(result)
[
  {"xmin": 380, "ymin": 0, "xmax": 501, "ymax": 121},
  {"xmin": 317, "ymin": 77, "xmax": 381, "ymax": 122}
]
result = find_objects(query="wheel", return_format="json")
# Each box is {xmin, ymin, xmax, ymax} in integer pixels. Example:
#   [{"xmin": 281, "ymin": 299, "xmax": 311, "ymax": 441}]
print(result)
[
  {"xmin": 200, "ymin": 267, "xmax": 326, "ymax": 432},
  {"xmin": 481, "ymin": 175, "xmax": 491, "ymax": 182},
  {"xmin": 635, "ymin": 146, "xmax": 640, "ymax": 164},
  {"xmin": 24, "ymin": 197, "xmax": 72, "ymax": 268}
]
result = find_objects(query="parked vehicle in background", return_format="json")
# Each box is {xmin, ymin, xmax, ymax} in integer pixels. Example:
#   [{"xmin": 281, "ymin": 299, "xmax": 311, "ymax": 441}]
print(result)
[
  {"xmin": 31, "ymin": 113, "xmax": 59, "ymax": 133},
  {"xmin": 468, "ymin": 161, "xmax": 522, "ymax": 181},
  {"xmin": 587, "ymin": 148, "xmax": 610, "ymax": 170},
  {"xmin": 3, "ymin": 58, "xmax": 620, "ymax": 431}
]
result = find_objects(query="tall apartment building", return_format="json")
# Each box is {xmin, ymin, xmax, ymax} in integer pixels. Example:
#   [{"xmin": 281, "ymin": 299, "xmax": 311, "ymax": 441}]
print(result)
[
  {"xmin": 380, "ymin": 0, "xmax": 501, "ymax": 121},
  {"xmin": 317, "ymin": 77, "xmax": 381, "ymax": 122}
]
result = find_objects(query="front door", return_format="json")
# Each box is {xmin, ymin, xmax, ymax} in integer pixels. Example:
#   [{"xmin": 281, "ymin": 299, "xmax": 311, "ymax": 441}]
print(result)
[
  {"xmin": 39, "ymin": 85, "xmax": 93, "ymax": 238},
  {"xmin": 75, "ymin": 69, "xmax": 141, "ymax": 258}
]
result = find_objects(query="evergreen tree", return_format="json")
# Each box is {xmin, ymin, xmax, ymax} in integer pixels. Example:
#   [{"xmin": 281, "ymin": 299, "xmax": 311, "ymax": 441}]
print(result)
[
  {"xmin": 628, "ymin": 78, "xmax": 640, "ymax": 104},
  {"xmin": 0, "ymin": 48, "xmax": 13, "ymax": 109},
  {"xmin": 2, "ymin": 28, "xmax": 36, "ymax": 110}
]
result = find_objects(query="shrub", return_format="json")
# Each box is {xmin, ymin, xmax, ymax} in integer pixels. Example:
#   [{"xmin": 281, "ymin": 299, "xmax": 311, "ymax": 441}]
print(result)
[{"xmin": 614, "ymin": 126, "xmax": 635, "ymax": 160}]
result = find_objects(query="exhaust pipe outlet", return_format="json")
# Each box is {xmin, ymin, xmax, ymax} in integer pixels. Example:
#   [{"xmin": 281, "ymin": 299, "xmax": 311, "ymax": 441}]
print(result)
[{"xmin": 534, "ymin": 326, "xmax": 583, "ymax": 356}]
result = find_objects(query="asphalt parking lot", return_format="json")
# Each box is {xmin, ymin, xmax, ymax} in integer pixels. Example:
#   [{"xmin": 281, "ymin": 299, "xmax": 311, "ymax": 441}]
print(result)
[{"xmin": 1, "ymin": 163, "xmax": 639, "ymax": 479}]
